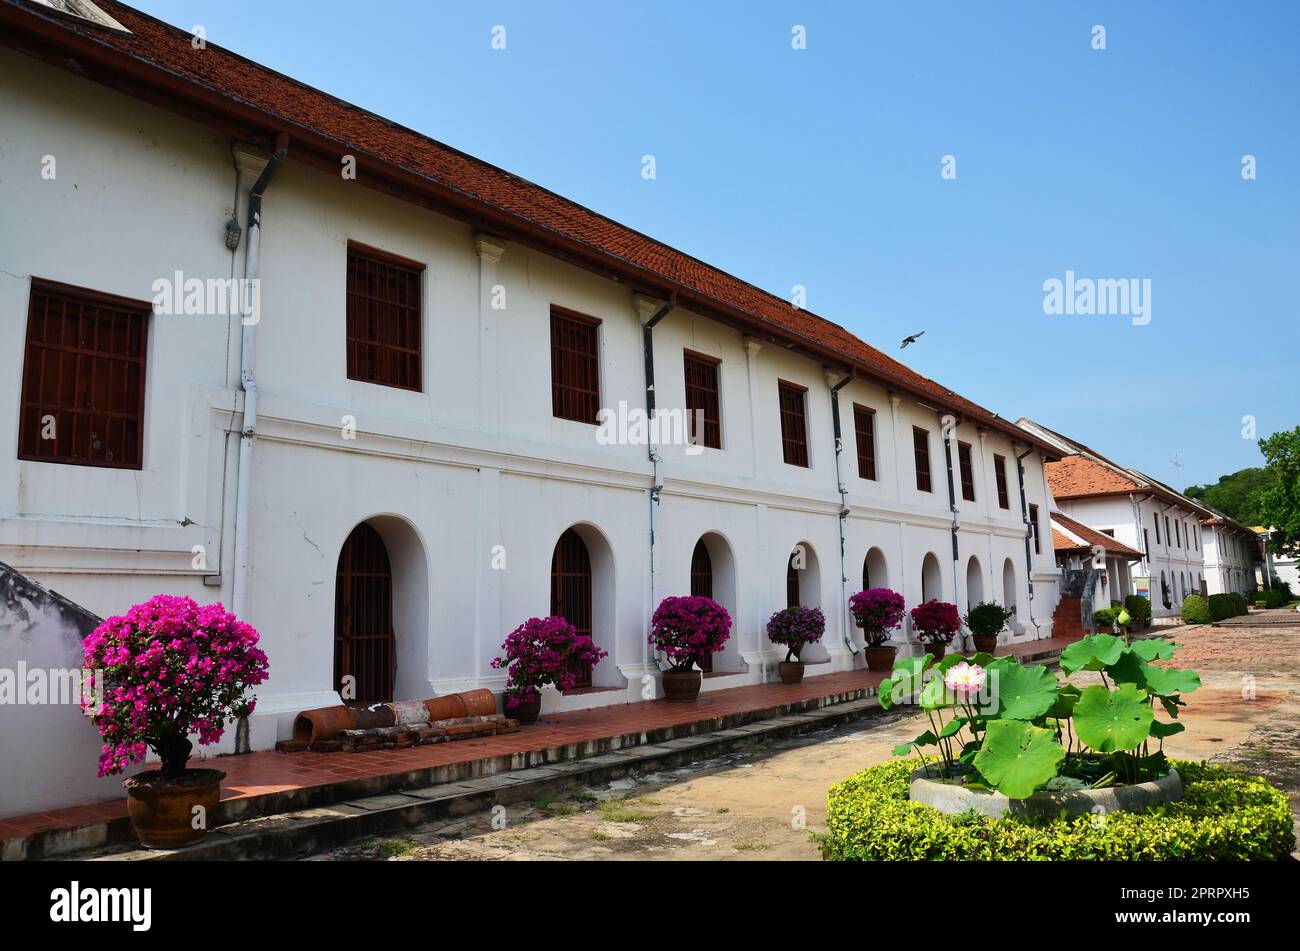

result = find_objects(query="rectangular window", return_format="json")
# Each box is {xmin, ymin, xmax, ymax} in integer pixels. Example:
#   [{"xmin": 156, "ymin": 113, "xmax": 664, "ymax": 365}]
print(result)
[
  {"xmin": 1144, "ymin": 529, "xmax": 1150, "ymax": 556},
  {"xmin": 1175, "ymin": 520, "xmax": 1181, "ymax": 547},
  {"xmin": 550, "ymin": 307, "xmax": 601, "ymax": 424},
  {"xmin": 346, "ymin": 243, "xmax": 424, "ymax": 391},
  {"xmin": 853, "ymin": 404, "xmax": 876, "ymax": 480},
  {"xmin": 1154, "ymin": 515, "xmax": 1161, "ymax": 545},
  {"xmin": 957, "ymin": 441, "xmax": 976, "ymax": 502},
  {"xmin": 682, "ymin": 351, "xmax": 721, "ymax": 450},
  {"xmin": 913, "ymin": 427, "xmax": 932, "ymax": 492},
  {"xmin": 1029, "ymin": 503, "xmax": 1041, "ymax": 554},
  {"xmin": 18, "ymin": 279, "xmax": 149, "ymax": 469},
  {"xmin": 1164, "ymin": 516, "xmax": 1171, "ymax": 546},
  {"xmin": 778, "ymin": 381, "xmax": 809, "ymax": 467},
  {"xmin": 994, "ymin": 454, "xmax": 1010, "ymax": 509}
]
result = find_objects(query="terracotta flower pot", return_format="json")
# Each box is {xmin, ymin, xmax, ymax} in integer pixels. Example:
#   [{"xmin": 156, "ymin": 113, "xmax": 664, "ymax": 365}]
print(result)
[
  {"xmin": 663, "ymin": 668, "xmax": 702, "ymax": 702},
  {"xmin": 123, "ymin": 768, "xmax": 225, "ymax": 850},
  {"xmin": 923, "ymin": 642, "xmax": 947, "ymax": 661},
  {"xmin": 778, "ymin": 661, "xmax": 805, "ymax": 684},
  {"xmin": 864, "ymin": 645, "xmax": 897, "ymax": 672},
  {"xmin": 971, "ymin": 633, "xmax": 999, "ymax": 655},
  {"xmin": 508, "ymin": 697, "xmax": 541, "ymax": 724}
]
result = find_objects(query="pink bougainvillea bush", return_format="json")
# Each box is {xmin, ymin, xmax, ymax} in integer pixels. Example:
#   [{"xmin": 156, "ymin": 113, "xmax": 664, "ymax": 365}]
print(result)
[
  {"xmin": 848, "ymin": 588, "xmax": 906, "ymax": 647},
  {"xmin": 649, "ymin": 596, "xmax": 732, "ymax": 671},
  {"xmin": 766, "ymin": 605, "xmax": 826, "ymax": 662},
  {"xmin": 491, "ymin": 615, "xmax": 608, "ymax": 710},
  {"xmin": 82, "ymin": 595, "xmax": 269, "ymax": 779},
  {"xmin": 909, "ymin": 599, "xmax": 962, "ymax": 645}
]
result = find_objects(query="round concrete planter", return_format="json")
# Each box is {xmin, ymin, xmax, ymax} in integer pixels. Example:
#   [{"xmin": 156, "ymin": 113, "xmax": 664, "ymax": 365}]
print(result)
[{"xmin": 909, "ymin": 766, "xmax": 1183, "ymax": 819}]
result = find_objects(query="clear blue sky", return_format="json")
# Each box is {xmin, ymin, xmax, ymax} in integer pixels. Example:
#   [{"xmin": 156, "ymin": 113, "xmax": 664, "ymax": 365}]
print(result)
[{"xmin": 136, "ymin": 0, "xmax": 1298, "ymax": 490}]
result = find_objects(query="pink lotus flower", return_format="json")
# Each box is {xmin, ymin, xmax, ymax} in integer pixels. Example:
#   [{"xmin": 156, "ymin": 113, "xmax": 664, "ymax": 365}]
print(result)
[{"xmin": 943, "ymin": 661, "xmax": 986, "ymax": 697}]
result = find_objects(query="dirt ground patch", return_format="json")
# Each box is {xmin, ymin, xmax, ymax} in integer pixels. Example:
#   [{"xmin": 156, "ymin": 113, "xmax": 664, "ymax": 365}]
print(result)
[{"xmin": 316, "ymin": 611, "xmax": 1300, "ymax": 861}]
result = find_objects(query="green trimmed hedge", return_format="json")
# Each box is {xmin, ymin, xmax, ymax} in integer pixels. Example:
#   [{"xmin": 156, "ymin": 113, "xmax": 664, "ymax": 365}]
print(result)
[
  {"xmin": 824, "ymin": 759, "xmax": 1294, "ymax": 861},
  {"xmin": 1257, "ymin": 589, "xmax": 1289, "ymax": 609},
  {"xmin": 1230, "ymin": 593, "xmax": 1248, "ymax": 615},
  {"xmin": 1208, "ymin": 593, "xmax": 1238, "ymax": 621},
  {"xmin": 1181, "ymin": 594, "xmax": 1212, "ymax": 624}
]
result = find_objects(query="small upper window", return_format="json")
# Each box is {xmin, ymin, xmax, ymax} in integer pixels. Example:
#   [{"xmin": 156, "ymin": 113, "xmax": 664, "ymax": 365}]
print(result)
[
  {"xmin": 778, "ymin": 381, "xmax": 809, "ymax": 467},
  {"xmin": 913, "ymin": 427, "xmax": 932, "ymax": 493},
  {"xmin": 346, "ymin": 243, "xmax": 424, "ymax": 391},
  {"xmin": 18, "ymin": 279, "xmax": 149, "ymax": 469},
  {"xmin": 957, "ymin": 441, "xmax": 976, "ymax": 502},
  {"xmin": 853, "ymin": 404, "xmax": 876, "ymax": 481},
  {"xmin": 1029, "ymin": 503, "xmax": 1041, "ymax": 554},
  {"xmin": 994, "ymin": 453, "xmax": 1010, "ymax": 509},
  {"xmin": 550, "ymin": 307, "xmax": 601, "ymax": 424},
  {"xmin": 683, "ymin": 351, "xmax": 722, "ymax": 450}
]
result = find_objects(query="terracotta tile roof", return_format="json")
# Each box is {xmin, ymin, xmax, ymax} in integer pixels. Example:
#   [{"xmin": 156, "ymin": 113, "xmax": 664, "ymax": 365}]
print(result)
[
  {"xmin": 1045, "ymin": 455, "xmax": 1139, "ymax": 499},
  {"xmin": 1050, "ymin": 512, "xmax": 1143, "ymax": 559},
  {"xmin": 0, "ymin": 0, "xmax": 1063, "ymax": 458}
]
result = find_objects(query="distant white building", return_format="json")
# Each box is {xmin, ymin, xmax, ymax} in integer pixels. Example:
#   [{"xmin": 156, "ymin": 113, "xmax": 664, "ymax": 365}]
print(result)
[{"xmin": 1017, "ymin": 420, "xmax": 1260, "ymax": 618}]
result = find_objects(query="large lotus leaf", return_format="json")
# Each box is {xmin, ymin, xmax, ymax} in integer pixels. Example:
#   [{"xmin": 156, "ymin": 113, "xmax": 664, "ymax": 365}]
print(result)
[
  {"xmin": 1143, "ymin": 665, "xmax": 1201, "ymax": 698},
  {"xmin": 988, "ymin": 660, "xmax": 1059, "ymax": 721},
  {"xmin": 1104, "ymin": 650, "xmax": 1150, "ymax": 690},
  {"xmin": 1059, "ymin": 634, "xmax": 1125, "ymax": 675},
  {"xmin": 1048, "ymin": 683, "xmax": 1081, "ymax": 719},
  {"xmin": 919, "ymin": 672, "xmax": 956, "ymax": 710},
  {"xmin": 1160, "ymin": 694, "xmax": 1185, "ymax": 719},
  {"xmin": 972, "ymin": 719, "xmax": 1066, "ymax": 799},
  {"xmin": 1149, "ymin": 720, "xmax": 1185, "ymax": 740},
  {"xmin": 1073, "ymin": 683, "xmax": 1154, "ymax": 752},
  {"xmin": 935, "ymin": 653, "xmax": 969, "ymax": 674},
  {"xmin": 968, "ymin": 652, "xmax": 1000, "ymax": 668},
  {"xmin": 1131, "ymin": 638, "xmax": 1177, "ymax": 662},
  {"xmin": 937, "ymin": 717, "xmax": 967, "ymax": 739},
  {"xmin": 892, "ymin": 730, "xmax": 938, "ymax": 756}
]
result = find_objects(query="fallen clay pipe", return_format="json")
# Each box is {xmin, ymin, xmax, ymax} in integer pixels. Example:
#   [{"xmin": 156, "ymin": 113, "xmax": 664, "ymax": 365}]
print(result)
[{"xmin": 281, "ymin": 688, "xmax": 498, "ymax": 751}]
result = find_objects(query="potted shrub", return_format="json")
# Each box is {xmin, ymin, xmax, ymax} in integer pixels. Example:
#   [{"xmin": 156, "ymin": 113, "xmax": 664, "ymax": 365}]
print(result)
[
  {"xmin": 909, "ymin": 599, "xmax": 961, "ymax": 660},
  {"xmin": 964, "ymin": 601, "xmax": 1013, "ymax": 654},
  {"xmin": 1093, "ymin": 607, "xmax": 1117, "ymax": 634},
  {"xmin": 82, "ymin": 595, "xmax": 269, "ymax": 850},
  {"xmin": 649, "ymin": 595, "xmax": 732, "ymax": 702},
  {"xmin": 848, "ymin": 588, "xmax": 906, "ymax": 672},
  {"xmin": 766, "ymin": 605, "xmax": 826, "ymax": 684},
  {"xmin": 491, "ymin": 615, "xmax": 608, "ymax": 723},
  {"xmin": 1124, "ymin": 595, "xmax": 1151, "ymax": 631}
]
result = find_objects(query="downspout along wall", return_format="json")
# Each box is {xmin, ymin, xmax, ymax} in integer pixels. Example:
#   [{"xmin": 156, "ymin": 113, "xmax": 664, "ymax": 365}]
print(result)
[
  {"xmin": 1014, "ymin": 445, "xmax": 1041, "ymax": 638},
  {"xmin": 639, "ymin": 298, "xmax": 673, "ymax": 672},
  {"xmin": 828, "ymin": 371, "xmax": 857, "ymax": 659}
]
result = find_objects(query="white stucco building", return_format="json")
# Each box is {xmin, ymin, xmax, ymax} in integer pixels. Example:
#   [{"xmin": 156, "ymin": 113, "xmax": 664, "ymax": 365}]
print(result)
[
  {"xmin": 1018, "ymin": 419, "xmax": 1260, "ymax": 618},
  {"xmin": 0, "ymin": 1, "xmax": 1070, "ymax": 817}
]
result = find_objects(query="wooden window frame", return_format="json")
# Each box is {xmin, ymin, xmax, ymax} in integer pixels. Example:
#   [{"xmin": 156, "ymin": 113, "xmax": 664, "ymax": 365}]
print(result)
[
  {"xmin": 549, "ymin": 306, "xmax": 602, "ymax": 424},
  {"xmin": 994, "ymin": 454, "xmax": 1010, "ymax": 509},
  {"xmin": 957, "ymin": 440, "xmax": 976, "ymax": 502},
  {"xmin": 1029, "ymin": 503, "xmax": 1041, "ymax": 555},
  {"xmin": 682, "ymin": 350, "xmax": 722, "ymax": 450},
  {"xmin": 346, "ymin": 241, "xmax": 425, "ymax": 392},
  {"xmin": 18, "ymin": 278, "xmax": 150, "ymax": 470},
  {"xmin": 551, "ymin": 528, "xmax": 595, "ymax": 687},
  {"xmin": 777, "ymin": 380, "xmax": 810, "ymax": 468},
  {"xmin": 853, "ymin": 404, "xmax": 877, "ymax": 481},
  {"xmin": 912, "ymin": 426, "xmax": 933, "ymax": 493}
]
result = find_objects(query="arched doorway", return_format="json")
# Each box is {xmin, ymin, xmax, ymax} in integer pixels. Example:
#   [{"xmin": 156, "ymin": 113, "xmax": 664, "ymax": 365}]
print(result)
[
  {"xmin": 921, "ymin": 552, "xmax": 942, "ymax": 602},
  {"xmin": 690, "ymin": 539, "xmax": 714, "ymax": 672},
  {"xmin": 335, "ymin": 521, "xmax": 395, "ymax": 705},
  {"xmin": 863, "ymin": 546, "xmax": 888, "ymax": 591},
  {"xmin": 786, "ymin": 542, "xmax": 820, "ymax": 608},
  {"xmin": 551, "ymin": 528, "xmax": 594, "ymax": 687},
  {"xmin": 1002, "ymin": 558, "xmax": 1017, "ymax": 617},
  {"xmin": 965, "ymin": 555, "xmax": 983, "ymax": 610}
]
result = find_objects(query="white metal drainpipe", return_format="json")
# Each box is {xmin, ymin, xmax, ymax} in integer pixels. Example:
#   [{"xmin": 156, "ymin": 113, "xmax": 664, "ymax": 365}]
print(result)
[
  {"xmin": 828, "ymin": 372, "xmax": 858, "ymax": 658},
  {"xmin": 1014, "ymin": 445, "xmax": 1042, "ymax": 639},
  {"xmin": 642, "ymin": 302, "xmax": 673, "ymax": 672},
  {"xmin": 231, "ymin": 134, "xmax": 288, "ymax": 622}
]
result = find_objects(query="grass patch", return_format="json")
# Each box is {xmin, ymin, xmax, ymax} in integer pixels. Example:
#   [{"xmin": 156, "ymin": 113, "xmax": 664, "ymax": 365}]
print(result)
[
  {"xmin": 599, "ymin": 800, "xmax": 655, "ymax": 823},
  {"xmin": 375, "ymin": 838, "xmax": 415, "ymax": 859},
  {"xmin": 734, "ymin": 842, "xmax": 770, "ymax": 852}
]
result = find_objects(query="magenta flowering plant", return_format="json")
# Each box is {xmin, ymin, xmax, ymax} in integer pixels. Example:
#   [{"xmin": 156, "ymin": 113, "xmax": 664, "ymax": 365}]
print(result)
[
  {"xmin": 766, "ymin": 605, "xmax": 826, "ymax": 662},
  {"xmin": 491, "ymin": 615, "xmax": 608, "ymax": 708},
  {"xmin": 650, "ymin": 596, "xmax": 732, "ymax": 671},
  {"xmin": 81, "ymin": 595, "xmax": 269, "ymax": 779},
  {"xmin": 909, "ymin": 599, "xmax": 962, "ymax": 645},
  {"xmin": 848, "ymin": 588, "xmax": 906, "ymax": 647}
]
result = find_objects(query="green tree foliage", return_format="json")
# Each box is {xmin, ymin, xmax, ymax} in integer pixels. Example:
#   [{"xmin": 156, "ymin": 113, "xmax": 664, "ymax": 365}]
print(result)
[
  {"xmin": 1184, "ymin": 467, "xmax": 1275, "ymax": 526},
  {"xmin": 1257, "ymin": 427, "xmax": 1300, "ymax": 556}
]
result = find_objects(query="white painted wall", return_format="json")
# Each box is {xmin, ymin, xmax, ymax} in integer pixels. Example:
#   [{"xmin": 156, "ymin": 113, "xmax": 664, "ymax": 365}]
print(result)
[{"xmin": 0, "ymin": 48, "xmax": 1062, "ymax": 817}]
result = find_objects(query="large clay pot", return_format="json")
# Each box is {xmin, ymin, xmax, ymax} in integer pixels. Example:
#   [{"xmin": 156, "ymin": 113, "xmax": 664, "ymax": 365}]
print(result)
[
  {"xmin": 864, "ymin": 645, "xmax": 897, "ymax": 672},
  {"xmin": 971, "ymin": 633, "xmax": 999, "ymax": 655},
  {"xmin": 663, "ymin": 668, "xmax": 703, "ymax": 702},
  {"xmin": 924, "ymin": 642, "xmax": 947, "ymax": 661},
  {"xmin": 508, "ymin": 697, "xmax": 541, "ymax": 724},
  {"xmin": 123, "ymin": 768, "xmax": 225, "ymax": 850},
  {"xmin": 778, "ymin": 661, "xmax": 805, "ymax": 684}
]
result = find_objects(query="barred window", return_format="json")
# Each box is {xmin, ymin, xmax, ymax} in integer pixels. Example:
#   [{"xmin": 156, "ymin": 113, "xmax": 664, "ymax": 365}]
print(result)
[
  {"xmin": 913, "ymin": 427, "xmax": 932, "ymax": 492},
  {"xmin": 853, "ymin": 404, "xmax": 876, "ymax": 480},
  {"xmin": 778, "ymin": 381, "xmax": 809, "ymax": 467},
  {"xmin": 958, "ymin": 441, "xmax": 976, "ymax": 502},
  {"xmin": 346, "ymin": 243, "xmax": 423, "ymax": 390},
  {"xmin": 994, "ymin": 454, "xmax": 1010, "ymax": 509},
  {"xmin": 18, "ymin": 279, "xmax": 149, "ymax": 469},
  {"xmin": 550, "ymin": 307, "xmax": 601, "ymax": 424},
  {"xmin": 683, "ymin": 352, "xmax": 722, "ymax": 449}
]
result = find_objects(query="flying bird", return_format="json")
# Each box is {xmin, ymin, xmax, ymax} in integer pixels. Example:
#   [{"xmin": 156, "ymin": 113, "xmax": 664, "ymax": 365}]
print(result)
[{"xmin": 900, "ymin": 330, "xmax": 925, "ymax": 350}]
